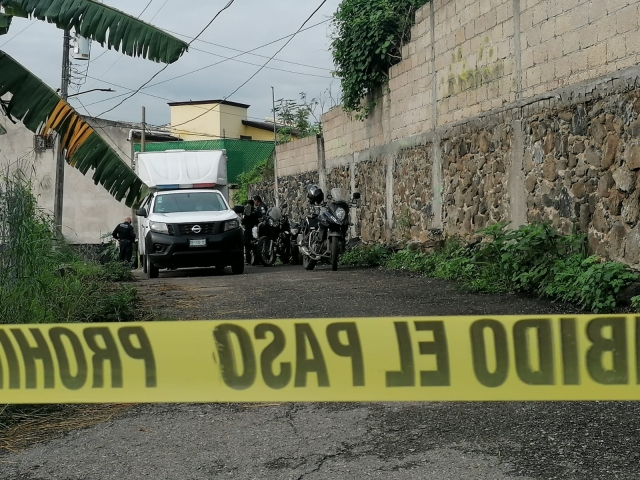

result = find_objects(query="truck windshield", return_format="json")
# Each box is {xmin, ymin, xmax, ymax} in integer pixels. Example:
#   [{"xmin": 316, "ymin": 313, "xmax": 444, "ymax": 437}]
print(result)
[{"xmin": 153, "ymin": 192, "xmax": 226, "ymax": 213}]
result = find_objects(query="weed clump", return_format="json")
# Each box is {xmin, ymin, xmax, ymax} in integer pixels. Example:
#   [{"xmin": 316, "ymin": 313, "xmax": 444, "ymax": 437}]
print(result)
[{"xmin": 342, "ymin": 223, "xmax": 638, "ymax": 313}]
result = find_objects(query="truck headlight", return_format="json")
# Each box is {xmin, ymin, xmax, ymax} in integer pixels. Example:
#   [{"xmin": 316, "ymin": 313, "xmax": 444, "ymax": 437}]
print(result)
[
  {"xmin": 149, "ymin": 221, "xmax": 169, "ymax": 234},
  {"xmin": 224, "ymin": 219, "xmax": 240, "ymax": 231},
  {"xmin": 335, "ymin": 207, "xmax": 346, "ymax": 221}
]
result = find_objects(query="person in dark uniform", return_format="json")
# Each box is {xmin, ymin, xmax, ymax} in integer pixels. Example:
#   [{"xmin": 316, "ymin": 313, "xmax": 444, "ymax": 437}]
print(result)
[
  {"xmin": 112, "ymin": 217, "xmax": 136, "ymax": 265},
  {"xmin": 241, "ymin": 200, "xmax": 257, "ymax": 265},
  {"xmin": 253, "ymin": 195, "xmax": 268, "ymax": 217}
]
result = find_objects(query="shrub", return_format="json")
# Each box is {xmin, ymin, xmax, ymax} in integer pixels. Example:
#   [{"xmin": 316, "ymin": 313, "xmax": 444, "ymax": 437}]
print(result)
[
  {"xmin": 341, "ymin": 244, "xmax": 392, "ymax": 267},
  {"xmin": 233, "ymin": 159, "xmax": 268, "ymax": 205},
  {"xmin": 344, "ymin": 223, "xmax": 638, "ymax": 313}
]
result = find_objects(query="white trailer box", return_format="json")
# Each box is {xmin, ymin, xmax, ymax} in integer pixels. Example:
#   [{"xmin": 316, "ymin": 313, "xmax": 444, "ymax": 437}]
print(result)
[{"xmin": 136, "ymin": 149, "xmax": 229, "ymax": 200}]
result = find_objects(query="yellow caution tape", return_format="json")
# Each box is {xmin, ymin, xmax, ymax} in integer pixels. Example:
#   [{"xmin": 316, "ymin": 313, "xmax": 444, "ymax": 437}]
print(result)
[{"xmin": 0, "ymin": 315, "xmax": 639, "ymax": 403}]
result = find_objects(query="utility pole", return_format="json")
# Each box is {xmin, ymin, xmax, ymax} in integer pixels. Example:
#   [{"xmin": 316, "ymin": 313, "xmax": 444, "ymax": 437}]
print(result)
[
  {"xmin": 132, "ymin": 106, "xmax": 145, "ymax": 270},
  {"xmin": 271, "ymin": 86, "xmax": 279, "ymax": 208},
  {"xmin": 141, "ymin": 106, "xmax": 146, "ymax": 152},
  {"xmin": 53, "ymin": 29, "xmax": 71, "ymax": 239}
]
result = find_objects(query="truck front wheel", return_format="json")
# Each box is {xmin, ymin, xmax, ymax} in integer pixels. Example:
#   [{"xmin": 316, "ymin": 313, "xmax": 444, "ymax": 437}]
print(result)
[
  {"xmin": 231, "ymin": 258, "xmax": 245, "ymax": 275},
  {"xmin": 146, "ymin": 255, "xmax": 159, "ymax": 279}
]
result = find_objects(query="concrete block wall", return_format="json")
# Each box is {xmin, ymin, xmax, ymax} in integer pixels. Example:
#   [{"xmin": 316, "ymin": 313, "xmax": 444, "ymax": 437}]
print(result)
[
  {"xmin": 434, "ymin": 0, "xmax": 516, "ymax": 124},
  {"xmin": 318, "ymin": 0, "xmax": 640, "ymax": 156},
  {"xmin": 323, "ymin": 107, "xmax": 354, "ymax": 161},
  {"xmin": 275, "ymin": 135, "xmax": 318, "ymax": 176},
  {"xmin": 519, "ymin": 0, "xmax": 640, "ymax": 97}
]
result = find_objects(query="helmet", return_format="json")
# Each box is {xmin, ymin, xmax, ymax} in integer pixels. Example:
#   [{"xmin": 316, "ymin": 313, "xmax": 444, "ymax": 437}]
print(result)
[{"xmin": 306, "ymin": 184, "xmax": 324, "ymax": 205}]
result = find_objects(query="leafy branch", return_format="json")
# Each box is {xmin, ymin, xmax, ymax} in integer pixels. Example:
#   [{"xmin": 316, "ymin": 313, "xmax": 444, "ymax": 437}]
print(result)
[{"xmin": 331, "ymin": 0, "xmax": 428, "ymax": 118}]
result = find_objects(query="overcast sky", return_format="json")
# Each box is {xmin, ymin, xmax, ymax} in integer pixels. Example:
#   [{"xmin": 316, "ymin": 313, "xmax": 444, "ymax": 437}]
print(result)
[{"xmin": 1, "ymin": 0, "xmax": 342, "ymax": 129}]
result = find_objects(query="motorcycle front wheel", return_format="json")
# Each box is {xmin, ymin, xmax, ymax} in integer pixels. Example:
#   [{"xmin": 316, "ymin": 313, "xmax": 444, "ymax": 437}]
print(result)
[
  {"xmin": 280, "ymin": 241, "xmax": 291, "ymax": 264},
  {"xmin": 330, "ymin": 237, "xmax": 339, "ymax": 271},
  {"xmin": 291, "ymin": 244, "xmax": 300, "ymax": 265},
  {"xmin": 303, "ymin": 255, "xmax": 317, "ymax": 271},
  {"xmin": 257, "ymin": 237, "xmax": 277, "ymax": 267}
]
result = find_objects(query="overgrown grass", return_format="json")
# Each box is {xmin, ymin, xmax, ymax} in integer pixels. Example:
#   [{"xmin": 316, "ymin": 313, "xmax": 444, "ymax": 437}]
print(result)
[
  {"xmin": 342, "ymin": 222, "xmax": 639, "ymax": 313},
  {"xmin": 0, "ymin": 168, "xmax": 139, "ymax": 324},
  {"xmin": 0, "ymin": 169, "xmax": 141, "ymax": 438}
]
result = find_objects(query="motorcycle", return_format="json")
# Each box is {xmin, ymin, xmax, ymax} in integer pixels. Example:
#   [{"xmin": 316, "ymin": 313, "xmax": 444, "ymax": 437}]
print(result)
[
  {"xmin": 249, "ymin": 225, "xmax": 260, "ymax": 266},
  {"xmin": 256, "ymin": 205, "xmax": 293, "ymax": 266},
  {"xmin": 298, "ymin": 185, "xmax": 360, "ymax": 272},
  {"xmin": 289, "ymin": 220, "xmax": 301, "ymax": 265}
]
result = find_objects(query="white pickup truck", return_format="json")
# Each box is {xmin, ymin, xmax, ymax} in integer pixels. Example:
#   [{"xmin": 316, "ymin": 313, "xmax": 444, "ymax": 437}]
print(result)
[{"xmin": 134, "ymin": 149, "xmax": 245, "ymax": 279}]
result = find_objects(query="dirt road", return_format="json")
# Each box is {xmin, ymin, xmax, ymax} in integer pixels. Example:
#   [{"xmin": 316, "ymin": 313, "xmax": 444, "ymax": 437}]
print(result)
[{"xmin": 2, "ymin": 265, "xmax": 639, "ymax": 480}]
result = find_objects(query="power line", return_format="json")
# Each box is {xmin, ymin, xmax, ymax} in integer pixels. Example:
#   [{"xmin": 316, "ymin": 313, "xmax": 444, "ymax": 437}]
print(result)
[
  {"xmin": 146, "ymin": 123, "xmax": 241, "ymax": 140},
  {"xmin": 87, "ymin": 0, "xmax": 163, "ymax": 90},
  {"xmin": 171, "ymin": 0, "xmax": 329, "ymax": 129},
  {"xmin": 149, "ymin": 19, "xmax": 334, "ymax": 90},
  {"xmin": 0, "ymin": 19, "xmax": 35, "ymax": 48},
  {"xmin": 163, "ymin": 19, "xmax": 333, "ymax": 72},
  {"xmin": 186, "ymin": 46, "xmax": 333, "ymax": 78},
  {"xmin": 190, "ymin": 0, "xmax": 235, "ymax": 45},
  {"xmin": 74, "ymin": 97, "xmax": 136, "ymax": 161},
  {"xmin": 138, "ymin": 0, "xmax": 155, "ymax": 18},
  {"xmin": 81, "ymin": 75, "xmax": 267, "ymax": 121},
  {"xmin": 72, "ymin": 79, "xmax": 270, "ymax": 141},
  {"xmin": 149, "ymin": 0, "xmax": 170, "ymax": 21},
  {"xmin": 87, "ymin": 18, "xmax": 333, "ymax": 113},
  {"xmin": 96, "ymin": 0, "xmax": 236, "ymax": 118}
]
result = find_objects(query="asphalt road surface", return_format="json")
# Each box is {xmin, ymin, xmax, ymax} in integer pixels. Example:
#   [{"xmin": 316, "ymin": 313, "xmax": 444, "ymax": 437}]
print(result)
[{"xmin": 2, "ymin": 264, "xmax": 639, "ymax": 480}]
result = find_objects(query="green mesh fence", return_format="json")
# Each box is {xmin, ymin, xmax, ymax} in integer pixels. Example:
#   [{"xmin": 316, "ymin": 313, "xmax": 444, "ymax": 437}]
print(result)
[{"xmin": 134, "ymin": 139, "xmax": 274, "ymax": 185}]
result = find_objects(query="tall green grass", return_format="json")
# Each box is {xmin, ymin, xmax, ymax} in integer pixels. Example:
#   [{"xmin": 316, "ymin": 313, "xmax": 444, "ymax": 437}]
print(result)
[{"xmin": 0, "ymin": 168, "xmax": 137, "ymax": 324}]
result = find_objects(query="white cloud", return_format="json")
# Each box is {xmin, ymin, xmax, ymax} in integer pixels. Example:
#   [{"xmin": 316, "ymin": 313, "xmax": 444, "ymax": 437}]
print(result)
[{"xmin": 1, "ymin": 0, "xmax": 342, "ymax": 126}]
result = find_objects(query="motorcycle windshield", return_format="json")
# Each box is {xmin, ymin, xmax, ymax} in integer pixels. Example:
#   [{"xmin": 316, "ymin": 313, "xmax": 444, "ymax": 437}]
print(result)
[
  {"xmin": 268, "ymin": 207, "xmax": 283, "ymax": 222},
  {"xmin": 330, "ymin": 188, "xmax": 350, "ymax": 203}
]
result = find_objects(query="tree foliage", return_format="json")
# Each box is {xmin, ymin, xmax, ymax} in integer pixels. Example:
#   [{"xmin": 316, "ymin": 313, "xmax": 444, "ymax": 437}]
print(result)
[
  {"xmin": 0, "ymin": 51, "xmax": 146, "ymax": 207},
  {"xmin": 273, "ymin": 87, "xmax": 342, "ymax": 144},
  {"xmin": 0, "ymin": 12, "xmax": 11, "ymax": 34},
  {"xmin": 0, "ymin": 0, "xmax": 187, "ymax": 64},
  {"xmin": 0, "ymin": 0, "xmax": 192, "ymax": 208},
  {"xmin": 273, "ymin": 93, "xmax": 322, "ymax": 144},
  {"xmin": 331, "ymin": 0, "xmax": 429, "ymax": 118}
]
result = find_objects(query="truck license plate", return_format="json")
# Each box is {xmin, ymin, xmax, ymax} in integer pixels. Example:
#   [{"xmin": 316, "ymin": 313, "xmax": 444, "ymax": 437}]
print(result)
[{"xmin": 189, "ymin": 239, "xmax": 206, "ymax": 247}]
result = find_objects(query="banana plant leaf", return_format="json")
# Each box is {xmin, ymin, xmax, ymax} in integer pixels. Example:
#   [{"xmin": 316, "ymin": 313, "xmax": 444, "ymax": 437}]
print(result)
[
  {"xmin": 0, "ymin": 0, "xmax": 188, "ymax": 64},
  {"xmin": 0, "ymin": 12, "xmax": 11, "ymax": 35},
  {"xmin": 0, "ymin": 50, "xmax": 148, "ymax": 207}
]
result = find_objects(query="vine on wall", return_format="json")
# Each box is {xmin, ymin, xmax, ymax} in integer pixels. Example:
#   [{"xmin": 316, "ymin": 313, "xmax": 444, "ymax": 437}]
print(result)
[{"xmin": 331, "ymin": 0, "xmax": 429, "ymax": 118}]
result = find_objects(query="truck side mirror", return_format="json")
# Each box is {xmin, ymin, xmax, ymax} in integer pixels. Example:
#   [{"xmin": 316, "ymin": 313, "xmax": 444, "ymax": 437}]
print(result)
[
  {"xmin": 353, "ymin": 192, "xmax": 361, "ymax": 200},
  {"xmin": 136, "ymin": 207, "xmax": 148, "ymax": 218},
  {"xmin": 233, "ymin": 205, "xmax": 245, "ymax": 214}
]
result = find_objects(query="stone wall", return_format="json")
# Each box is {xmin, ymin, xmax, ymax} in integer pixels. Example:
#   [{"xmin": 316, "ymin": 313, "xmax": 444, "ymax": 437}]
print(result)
[
  {"xmin": 249, "ymin": 170, "xmax": 320, "ymax": 225},
  {"xmin": 442, "ymin": 123, "xmax": 512, "ymax": 236},
  {"xmin": 251, "ymin": 0, "xmax": 640, "ymax": 267},
  {"xmin": 522, "ymin": 91, "xmax": 640, "ymax": 264}
]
